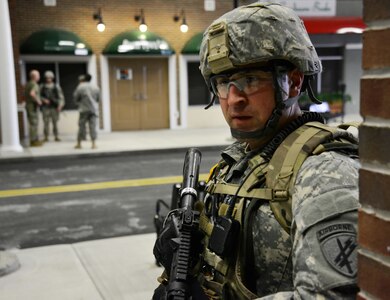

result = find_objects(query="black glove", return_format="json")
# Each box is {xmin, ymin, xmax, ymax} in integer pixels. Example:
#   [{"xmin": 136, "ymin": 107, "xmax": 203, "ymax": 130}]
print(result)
[
  {"xmin": 152, "ymin": 278, "xmax": 209, "ymax": 300},
  {"xmin": 153, "ymin": 209, "xmax": 204, "ymax": 273},
  {"xmin": 153, "ymin": 210, "xmax": 181, "ymax": 272}
]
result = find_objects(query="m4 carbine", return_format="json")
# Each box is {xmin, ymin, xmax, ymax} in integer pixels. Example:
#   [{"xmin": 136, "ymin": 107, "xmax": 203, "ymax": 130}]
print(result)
[{"xmin": 166, "ymin": 148, "xmax": 202, "ymax": 299}]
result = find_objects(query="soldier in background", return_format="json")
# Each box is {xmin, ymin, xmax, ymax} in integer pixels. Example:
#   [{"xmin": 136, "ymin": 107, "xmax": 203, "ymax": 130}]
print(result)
[
  {"xmin": 24, "ymin": 69, "xmax": 43, "ymax": 147},
  {"xmin": 154, "ymin": 3, "xmax": 359, "ymax": 299},
  {"xmin": 73, "ymin": 73, "xmax": 100, "ymax": 149},
  {"xmin": 40, "ymin": 70, "xmax": 65, "ymax": 142}
]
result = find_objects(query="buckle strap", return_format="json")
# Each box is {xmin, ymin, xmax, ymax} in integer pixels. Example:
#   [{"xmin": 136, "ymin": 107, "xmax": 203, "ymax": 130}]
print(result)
[{"xmin": 213, "ymin": 182, "xmax": 275, "ymax": 200}]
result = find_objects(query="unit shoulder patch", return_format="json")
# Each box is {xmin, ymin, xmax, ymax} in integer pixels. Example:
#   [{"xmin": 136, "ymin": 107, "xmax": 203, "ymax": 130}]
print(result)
[{"xmin": 317, "ymin": 223, "xmax": 357, "ymax": 278}]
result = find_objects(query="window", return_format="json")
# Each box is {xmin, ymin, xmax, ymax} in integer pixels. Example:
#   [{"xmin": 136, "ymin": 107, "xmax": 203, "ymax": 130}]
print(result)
[
  {"xmin": 317, "ymin": 47, "xmax": 344, "ymax": 94},
  {"xmin": 187, "ymin": 62, "xmax": 211, "ymax": 106},
  {"xmin": 58, "ymin": 63, "xmax": 87, "ymax": 109},
  {"xmin": 300, "ymin": 46, "xmax": 346, "ymax": 117}
]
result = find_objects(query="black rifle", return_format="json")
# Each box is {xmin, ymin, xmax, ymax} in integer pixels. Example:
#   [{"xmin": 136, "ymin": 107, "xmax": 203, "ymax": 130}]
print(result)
[{"xmin": 166, "ymin": 148, "xmax": 202, "ymax": 299}]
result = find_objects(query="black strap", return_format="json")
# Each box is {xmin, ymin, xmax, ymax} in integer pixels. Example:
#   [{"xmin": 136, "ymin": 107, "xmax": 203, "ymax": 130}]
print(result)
[
  {"xmin": 260, "ymin": 112, "xmax": 325, "ymax": 159},
  {"xmin": 240, "ymin": 197, "xmax": 263, "ymax": 294}
]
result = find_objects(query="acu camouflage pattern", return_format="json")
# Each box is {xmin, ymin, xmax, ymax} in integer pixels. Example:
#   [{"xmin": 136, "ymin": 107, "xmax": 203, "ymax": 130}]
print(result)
[
  {"xmin": 25, "ymin": 80, "xmax": 41, "ymax": 142},
  {"xmin": 199, "ymin": 2, "xmax": 322, "ymax": 85},
  {"xmin": 77, "ymin": 112, "xmax": 97, "ymax": 141},
  {"xmin": 42, "ymin": 108, "xmax": 60, "ymax": 138},
  {"xmin": 199, "ymin": 126, "xmax": 359, "ymax": 299},
  {"xmin": 73, "ymin": 81, "xmax": 101, "ymax": 142},
  {"xmin": 40, "ymin": 83, "xmax": 65, "ymax": 139}
]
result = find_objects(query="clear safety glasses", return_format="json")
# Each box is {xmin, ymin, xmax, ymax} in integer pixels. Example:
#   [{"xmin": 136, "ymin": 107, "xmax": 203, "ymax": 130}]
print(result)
[{"xmin": 210, "ymin": 69, "xmax": 273, "ymax": 100}]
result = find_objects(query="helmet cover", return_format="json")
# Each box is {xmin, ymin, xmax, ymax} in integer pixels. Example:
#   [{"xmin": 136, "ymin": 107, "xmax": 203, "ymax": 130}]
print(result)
[
  {"xmin": 199, "ymin": 3, "xmax": 322, "ymax": 85},
  {"xmin": 44, "ymin": 70, "xmax": 55, "ymax": 79}
]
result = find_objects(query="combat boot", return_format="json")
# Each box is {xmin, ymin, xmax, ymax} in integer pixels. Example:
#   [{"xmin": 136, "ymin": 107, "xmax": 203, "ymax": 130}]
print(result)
[
  {"xmin": 74, "ymin": 138, "xmax": 82, "ymax": 149},
  {"xmin": 43, "ymin": 135, "xmax": 49, "ymax": 142},
  {"xmin": 30, "ymin": 140, "xmax": 43, "ymax": 147},
  {"xmin": 55, "ymin": 136, "xmax": 61, "ymax": 142}
]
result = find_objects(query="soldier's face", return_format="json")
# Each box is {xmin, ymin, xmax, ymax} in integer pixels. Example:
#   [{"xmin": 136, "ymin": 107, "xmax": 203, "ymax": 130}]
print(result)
[
  {"xmin": 218, "ymin": 69, "xmax": 276, "ymax": 133},
  {"xmin": 218, "ymin": 68, "xmax": 303, "ymax": 135},
  {"xmin": 33, "ymin": 72, "xmax": 40, "ymax": 82}
]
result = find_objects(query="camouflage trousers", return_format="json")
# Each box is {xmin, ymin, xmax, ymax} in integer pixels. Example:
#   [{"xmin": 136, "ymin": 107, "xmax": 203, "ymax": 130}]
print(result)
[
  {"xmin": 42, "ymin": 107, "xmax": 60, "ymax": 138},
  {"xmin": 26, "ymin": 104, "xmax": 39, "ymax": 142},
  {"xmin": 77, "ymin": 112, "xmax": 97, "ymax": 141}
]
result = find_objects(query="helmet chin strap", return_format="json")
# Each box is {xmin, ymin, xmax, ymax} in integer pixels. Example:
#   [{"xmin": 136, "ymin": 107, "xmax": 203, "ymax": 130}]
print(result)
[
  {"xmin": 230, "ymin": 94, "xmax": 299, "ymax": 139},
  {"xmin": 230, "ymin": 65, "xmax": 298, "ymax": 140},
  {"xmin": 204, "ymin": 93, "xmax": 216, "ymax": 110}
]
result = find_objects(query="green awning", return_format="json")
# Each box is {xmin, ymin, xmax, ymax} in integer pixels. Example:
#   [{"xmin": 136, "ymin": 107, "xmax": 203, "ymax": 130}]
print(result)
[
  {"xmin": 20, "ymin": 29, "xmax": 92, "ymax": 56},
  {"xmin": 103, "ymin": 30, "xmax": 174, "ymax": 55},
  {"xmin": 181, "ymin": 32, "xmax": 204, "ymax": 54}
]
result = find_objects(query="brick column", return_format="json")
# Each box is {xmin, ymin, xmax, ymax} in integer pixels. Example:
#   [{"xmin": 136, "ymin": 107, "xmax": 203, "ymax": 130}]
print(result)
[{"xmin": 358, "ymin": 1, "xmax": 390, "ymax": 299}]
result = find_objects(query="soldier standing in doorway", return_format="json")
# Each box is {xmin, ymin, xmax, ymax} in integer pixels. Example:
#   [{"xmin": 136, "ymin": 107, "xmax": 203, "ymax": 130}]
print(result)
[
  {"xmin": 73, "ymin": 73, "xmax": 100, "ymax": 149},
  {"xmin": 24, "ymin": 69, "xmax": 43, "ymax": 147},
  {"xmin": 40, "ymin": 70, "xmax": 65, "ymax": 142}
]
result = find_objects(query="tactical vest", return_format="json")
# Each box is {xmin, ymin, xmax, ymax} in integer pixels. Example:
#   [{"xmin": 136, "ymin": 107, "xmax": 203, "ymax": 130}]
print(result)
[
  {"xmin": 198, "ymin": 121, "xmax": 359, "ymax": 299},
  {"xmin": 40, "ymin": 84, "xmax": 60, "ymax": 108}
]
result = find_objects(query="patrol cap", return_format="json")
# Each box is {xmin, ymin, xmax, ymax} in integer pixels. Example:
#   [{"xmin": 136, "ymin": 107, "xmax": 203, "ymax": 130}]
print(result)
[
  {"xmin": 199, "ymin": 2, "xmax": 322, "ymax": 84},
  {"xmin": 44, "ymin": 70, "xmax": 55, "ymax": 78}
]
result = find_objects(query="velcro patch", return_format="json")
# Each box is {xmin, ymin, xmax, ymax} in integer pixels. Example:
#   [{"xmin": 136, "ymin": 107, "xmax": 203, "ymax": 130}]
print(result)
[{"xmin": 317, "ymin": 223, "xmax": 357, "ymax": 278}]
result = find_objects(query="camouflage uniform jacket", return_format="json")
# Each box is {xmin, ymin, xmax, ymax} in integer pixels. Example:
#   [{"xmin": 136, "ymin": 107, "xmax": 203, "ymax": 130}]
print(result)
[
  {"xmin": 201, "ymin": 138, "xmax": 359, "ymax": 299},
  {"xmin": 25, "ymin": 80, "xmax": 40, "ymax": 111},
  {"xmin": 73, "ymin": 82, "xmax": 100, "ymax": 114}
]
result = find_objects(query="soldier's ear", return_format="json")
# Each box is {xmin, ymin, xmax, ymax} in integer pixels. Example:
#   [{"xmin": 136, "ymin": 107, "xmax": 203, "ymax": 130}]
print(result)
[{"xmin": 288, "ymin": 69, "xmax": 304, "ymax": 97}]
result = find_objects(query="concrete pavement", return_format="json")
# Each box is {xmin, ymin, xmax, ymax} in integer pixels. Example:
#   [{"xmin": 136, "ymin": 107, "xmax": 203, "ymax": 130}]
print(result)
[{"xmin": 0, "ymin": 234, "xmax": 162, "ymax": 300}]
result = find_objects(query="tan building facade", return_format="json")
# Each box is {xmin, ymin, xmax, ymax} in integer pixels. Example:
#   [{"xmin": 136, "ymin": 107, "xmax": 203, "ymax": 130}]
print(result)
[
  {"xmin": 7, "ymin": 0, "xmax": 364, "ymax": 138},
  {"xmin": 9, "ymin": 0, "xmax": 234, "ymax": 136}
]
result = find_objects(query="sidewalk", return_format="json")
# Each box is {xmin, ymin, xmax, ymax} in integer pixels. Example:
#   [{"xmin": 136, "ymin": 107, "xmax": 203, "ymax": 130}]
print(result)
[
  {"xmin": 0, "ymin": 126, "xmax": 233, "ymax": 300},
  {"xmin": 0, "ymin": 127, "xmax": 232, "ymax": 160},
  {"xmin": 0, "ymin": 234, "xmax": 162, "ymax": 300}
]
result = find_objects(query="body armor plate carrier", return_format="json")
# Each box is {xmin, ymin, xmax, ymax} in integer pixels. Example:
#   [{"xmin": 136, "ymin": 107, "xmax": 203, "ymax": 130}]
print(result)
[{"xmin": 198, "ymin": 121, "xmax": 359, "ymax": 299}]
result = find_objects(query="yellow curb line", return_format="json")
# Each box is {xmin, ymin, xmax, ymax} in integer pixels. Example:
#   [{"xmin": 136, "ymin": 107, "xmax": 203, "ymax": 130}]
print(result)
[{"xmin": 0, "ymin": 174, "xmax": 209, "ymax": 199}]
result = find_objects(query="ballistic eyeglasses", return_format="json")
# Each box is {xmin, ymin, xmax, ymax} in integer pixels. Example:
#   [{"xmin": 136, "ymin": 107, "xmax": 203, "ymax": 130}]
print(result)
[{"xmin": 210, "ymin": 68, "xmax": 273, "ymax": 100}]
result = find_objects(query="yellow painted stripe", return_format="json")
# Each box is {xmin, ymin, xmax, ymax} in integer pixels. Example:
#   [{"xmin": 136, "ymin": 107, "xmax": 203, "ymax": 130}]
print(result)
[{"xmin": 0, "ymin": 173, "xmax": 209, "ymax": 199}]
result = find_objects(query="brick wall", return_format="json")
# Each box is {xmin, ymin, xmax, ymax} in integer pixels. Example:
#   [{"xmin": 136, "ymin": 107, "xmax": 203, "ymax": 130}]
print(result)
[
  {"xmin": 12, "ymin": 0, "xmax": 236, "ymax": 56},
  {"xmin": 358, "ymin": 0, "xmax": 390, "ymax": 299},
  {"xmin": 10, "ymin": 0, "xmax": 241, "ymax": 134},
  {"xmin": 8, "ymin": 0, "xmax": 23, "ymax": 103}
]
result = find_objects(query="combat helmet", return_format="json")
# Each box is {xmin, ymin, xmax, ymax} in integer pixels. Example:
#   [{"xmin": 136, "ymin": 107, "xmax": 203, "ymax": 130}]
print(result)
[
  {"xmin": 200, "ymin": 2, "xmax": 322, "ymax": 139},
  {"xmin": 44, "ymin": 70, "xmax": 55, "ymax": 79}
]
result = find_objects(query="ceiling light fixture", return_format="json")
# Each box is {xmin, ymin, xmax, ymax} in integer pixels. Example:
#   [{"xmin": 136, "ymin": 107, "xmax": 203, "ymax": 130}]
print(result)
[
  {"xmin": 134, "ymin": 9, "xmax": 148, "ymax": 32},
  {"xmin": 93, "ymin": 8, "xmax": 105, "ymax": 32},
  {"xmin": 174, "ymin": 9, "xmax": 189, "ymax": 33}
]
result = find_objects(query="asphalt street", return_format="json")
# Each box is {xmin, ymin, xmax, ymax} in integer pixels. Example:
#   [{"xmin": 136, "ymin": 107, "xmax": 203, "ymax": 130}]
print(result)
[{"xmin": 0, "ymin": 147, "xmax": 223, "ymax": 249}]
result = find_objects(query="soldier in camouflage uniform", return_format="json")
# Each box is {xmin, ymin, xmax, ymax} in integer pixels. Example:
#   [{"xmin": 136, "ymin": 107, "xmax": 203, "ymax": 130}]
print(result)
[
  {"xmin": 73, "ymin": 73, "xmax": 100, "ymax": 149},
  {"xmin": 40, "ymin": 70, "xmax": 65, "ymax": 142},
  {"xmin": 154, "ymin": 3, "xmax": 359, "ymax": 299},
  {"xmin": 24, "ymin": 69, "xmax": 43, "ymax": 147}
]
